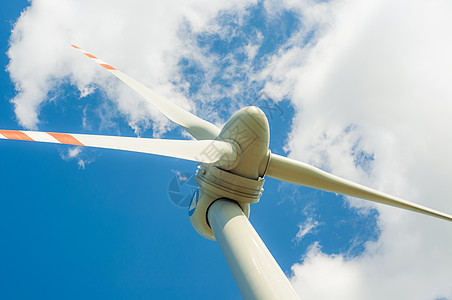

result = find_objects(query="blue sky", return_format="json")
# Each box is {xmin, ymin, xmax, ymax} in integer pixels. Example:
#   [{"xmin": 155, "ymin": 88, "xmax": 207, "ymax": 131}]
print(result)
[{"xmin": 1, "ymin": 1, "xmax": 452, "ymax": 299}]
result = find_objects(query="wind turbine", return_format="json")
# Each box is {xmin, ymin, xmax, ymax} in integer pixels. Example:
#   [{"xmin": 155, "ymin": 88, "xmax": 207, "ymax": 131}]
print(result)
[{"xmin": 1, "ymin": 45, "xmax": 451, "ymax": 300}]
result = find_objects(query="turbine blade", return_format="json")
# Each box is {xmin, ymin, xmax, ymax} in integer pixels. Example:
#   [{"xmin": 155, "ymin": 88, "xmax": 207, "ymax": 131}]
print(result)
[
  {"xmin": 266, "ymin": 153, "xmax": 452, "ymax": 222},
  {"xmin": 0, "ymin": 129, "xmax": 236, "ymax": 166},
  {"xmin": 71, "ymin": 45, "xmax": 220, "ymax": 140}
]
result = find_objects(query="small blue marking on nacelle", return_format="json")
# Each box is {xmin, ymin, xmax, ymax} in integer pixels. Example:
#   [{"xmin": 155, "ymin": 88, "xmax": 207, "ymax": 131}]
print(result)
[{"xmin": 188, "ymin": 188, "xmax": 199, "ymax": 216}]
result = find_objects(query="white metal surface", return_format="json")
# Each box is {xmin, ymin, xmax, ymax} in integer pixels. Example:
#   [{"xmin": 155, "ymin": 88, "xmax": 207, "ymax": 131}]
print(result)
[
  {"xmin": 0, "ymin": 130, "xmax": 236, "ymax": 165},
  {"xmin": 71, "ymin": 45, "xmax": 220, "ymax": 140},
  {"xmin": 267, "ymin": 153, "xmax": 452, "ymax": 222},
  {"xmin": 208, "ymin": 199, "xmax": 300, "ymax": 300},
  {"xmin": 216, "ymin": 106, "xmax": 270, "ymax": 179}
]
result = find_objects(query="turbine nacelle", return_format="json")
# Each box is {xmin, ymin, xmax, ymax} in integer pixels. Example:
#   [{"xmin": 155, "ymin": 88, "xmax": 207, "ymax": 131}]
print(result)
[{"xmin": 189, "ymin": 106, "xmax": 271, "ymax": 240}]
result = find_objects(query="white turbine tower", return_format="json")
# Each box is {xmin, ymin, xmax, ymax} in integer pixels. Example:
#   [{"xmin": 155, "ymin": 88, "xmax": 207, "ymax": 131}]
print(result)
[{"xmin": 1, "ymin": 45, "xmax": 451, "ymax": 300}]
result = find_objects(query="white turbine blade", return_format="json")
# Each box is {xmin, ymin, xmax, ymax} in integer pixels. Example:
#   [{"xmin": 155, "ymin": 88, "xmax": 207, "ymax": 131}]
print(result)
[
  {"xmin": 0, "ymin": 129, "xmax": 236, "ymax": 165},
  {"xmin": 266, "ymin": 153, "xmax": 452, "ymax": 222},
  {"xmin": 71, "ymin": 45, "xmax": 220, "ymax": 140}
]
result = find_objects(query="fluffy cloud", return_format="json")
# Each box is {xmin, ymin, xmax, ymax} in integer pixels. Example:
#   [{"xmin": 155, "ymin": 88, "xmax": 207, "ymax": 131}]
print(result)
[
  {"xmin": 7, "ymin": 0, "xmax": 256, "ymax": 132},
  {"xmin": 258, "ymin": 0, "xmax": 452, "ymax": 298},
  {"xmin": 59, "ymin": 146, "xmax": 95, "ymax": 169},
  {"xmin": 291, "ymin": 243, "xmax": 364, "ymax": 299},
  {"xmin": 292, "ymin": 216, "xmax": 320, "ymax": 244}
]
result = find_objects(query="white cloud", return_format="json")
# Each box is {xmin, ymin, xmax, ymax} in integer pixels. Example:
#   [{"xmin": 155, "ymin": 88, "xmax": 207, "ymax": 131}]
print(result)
[
  {"xmin": 258, "ymin": 0, "xmax": 452, "ymax": 298},
  {"xmin": 67, "ymin": 146, "xmax": 81, "ymax": 158},
  {"xmin": 7, "ymin": 0, "xmax": 256, "ymax": 131},
  {"xmin": 59, "ymin": 146, "xmax": 94, "ymax": 170},
  {"xmin": 290, "ymin": 242, "xmax": 364, "ymax": 299},
  {"xmin": 292, "ymin": 216, "xmax": 320, "ymax": 244}
]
